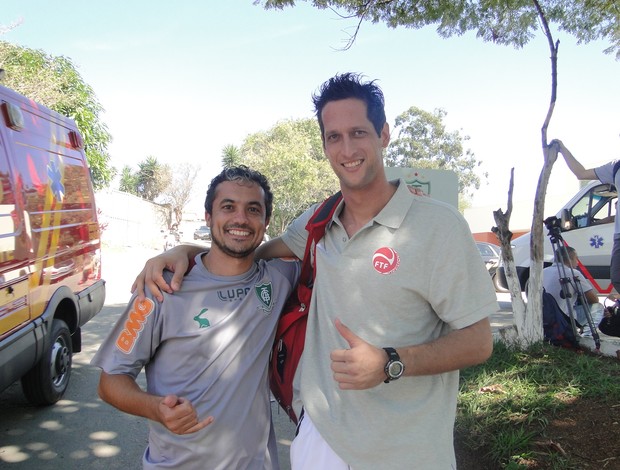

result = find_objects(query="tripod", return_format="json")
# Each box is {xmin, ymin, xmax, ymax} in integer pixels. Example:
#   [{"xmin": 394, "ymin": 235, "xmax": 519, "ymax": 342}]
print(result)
[{"xmin": 544, "ymin": 217, "xmax": 601, "ymax": 351}]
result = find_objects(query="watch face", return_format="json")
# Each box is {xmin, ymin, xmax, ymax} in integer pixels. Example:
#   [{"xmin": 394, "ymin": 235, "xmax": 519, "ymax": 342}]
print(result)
[{"xmin": 388, "ymin": 361, "xmax": 404, "ymax": 378}]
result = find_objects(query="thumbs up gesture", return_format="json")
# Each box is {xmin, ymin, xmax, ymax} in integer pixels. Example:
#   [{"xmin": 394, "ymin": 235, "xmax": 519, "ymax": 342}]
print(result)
[{"xmin": 330, "ymin": 319, "xmax": 388, "ymax": 390}]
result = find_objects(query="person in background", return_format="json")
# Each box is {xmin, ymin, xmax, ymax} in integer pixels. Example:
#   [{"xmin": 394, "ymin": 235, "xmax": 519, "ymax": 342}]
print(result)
[
  {"xmin": 553, "ymin": 139, "xmax": 620, "ymax": 294},
  {"xmin": 542, "ymin": 245, "xmax": 604, "ymax": 337},
  {"xmin": 133, "ymin": 73, "xmax": 498, "ymax": 469},
  {"xmin": 92, "ymin": 166, "xmax": 299, "ymax": 469}
]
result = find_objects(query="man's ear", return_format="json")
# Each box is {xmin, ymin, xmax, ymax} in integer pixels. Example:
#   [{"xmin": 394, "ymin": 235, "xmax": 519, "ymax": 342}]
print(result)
[
  {"xmin": 205, "ymin": 212, "xmax": 211, "ymax": 227},
  {"xmin": 381, "ymin": 122, "xmax": 390, "ymax": 148}
]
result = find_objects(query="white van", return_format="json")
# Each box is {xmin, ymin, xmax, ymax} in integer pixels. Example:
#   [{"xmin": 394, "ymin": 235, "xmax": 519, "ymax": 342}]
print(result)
[{"xmin": 498, "ymin": 181, "xmax": 617, "ymax": 295}]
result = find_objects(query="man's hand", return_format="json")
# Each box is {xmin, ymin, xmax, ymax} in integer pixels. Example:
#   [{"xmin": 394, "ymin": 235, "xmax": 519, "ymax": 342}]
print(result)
[
  {"xmin": 131, "ymin": 245, "xmax": 198, "ymax": 302},
  {"xmin": 330, "ymin": 319, "xmax": 387, "ymax": 390},
  {"xmin": 157, "ymin": 394, "xmax": 214, "ymax": 435}
]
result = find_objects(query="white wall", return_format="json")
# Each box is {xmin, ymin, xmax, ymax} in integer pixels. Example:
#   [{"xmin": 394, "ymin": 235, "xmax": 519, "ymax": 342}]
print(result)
[{"xmin": 95, "ymin": 189, "xmax": 166, "ymax": 249}]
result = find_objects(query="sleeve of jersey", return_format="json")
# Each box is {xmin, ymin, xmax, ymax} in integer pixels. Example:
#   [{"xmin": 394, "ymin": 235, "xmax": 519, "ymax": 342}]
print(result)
[
  {"xmin": 594, "ymin": 161, "xmax": 615, "ymax": 184},
  {"xmin": 90, "ymin": 294, "xmax": 162, "ymax": 378},
  {"xmin": 269, "ymin": 258, "xmax": 302, "ymax": 291},
  {"xmin": 426, "ymin": 211, "xmax": 499, "ymax": 329}
]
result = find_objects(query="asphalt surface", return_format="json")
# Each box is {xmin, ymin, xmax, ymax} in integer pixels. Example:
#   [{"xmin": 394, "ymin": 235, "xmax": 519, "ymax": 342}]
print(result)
[
  {"xmin": 0, "ymin": 244, "xmax": 513, "ymax": 469},
  {"xmin": 0, "ymin": 244, "xmax": 297, "ymax": 470}
]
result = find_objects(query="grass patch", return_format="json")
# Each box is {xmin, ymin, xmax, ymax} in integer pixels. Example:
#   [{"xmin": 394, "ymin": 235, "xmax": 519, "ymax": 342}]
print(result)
[{"xmin": 456, "ymin": 341, "xmax": 620, "ymax": 468}]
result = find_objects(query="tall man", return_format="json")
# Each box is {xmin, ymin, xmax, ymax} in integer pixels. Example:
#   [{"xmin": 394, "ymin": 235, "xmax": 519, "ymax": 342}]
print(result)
[
  {"xmin": 134, "ymin": 73, "xmax": 498, "ymax": 469},
  {"xmin": 93, "ymin": 167, "xmax": 299, "ymax": 469}
]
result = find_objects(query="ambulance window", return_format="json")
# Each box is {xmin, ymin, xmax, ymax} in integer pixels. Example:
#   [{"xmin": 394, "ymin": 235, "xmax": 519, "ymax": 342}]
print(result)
[
  {"xmin": 0, "ymin": 147, "xmax": 21, "ymax": 266},
  {"xmin": 570, "ymin": 185, "xmax": 616, "ymax": 228}
]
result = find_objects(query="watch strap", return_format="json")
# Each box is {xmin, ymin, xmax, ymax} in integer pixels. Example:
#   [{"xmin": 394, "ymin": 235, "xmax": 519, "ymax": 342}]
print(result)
[{"xmin": 383, "ymin": 347, "xmax": 401, "ymax": 383}]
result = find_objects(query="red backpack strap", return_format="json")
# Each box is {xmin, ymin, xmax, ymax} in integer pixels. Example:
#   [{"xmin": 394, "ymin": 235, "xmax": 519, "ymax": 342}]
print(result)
[{"xmin": 298, "ymin": 192, "xmax": 343, "ymax": 285}]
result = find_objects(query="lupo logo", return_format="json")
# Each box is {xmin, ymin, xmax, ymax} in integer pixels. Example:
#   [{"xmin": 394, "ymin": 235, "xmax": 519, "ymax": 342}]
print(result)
[{"xmin": 372, "ymin": 247, "xmax": 400, "ymax": 275}]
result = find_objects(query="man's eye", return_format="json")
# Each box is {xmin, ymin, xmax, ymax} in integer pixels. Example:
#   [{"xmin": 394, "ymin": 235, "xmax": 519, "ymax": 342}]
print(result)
[
  {"xmin": 354, "ymin": 130, "xmax": 367, "ymax": 137},
  {"xmin": 326, "ymin": 134, "xmax": 339, "ymax": 142}
]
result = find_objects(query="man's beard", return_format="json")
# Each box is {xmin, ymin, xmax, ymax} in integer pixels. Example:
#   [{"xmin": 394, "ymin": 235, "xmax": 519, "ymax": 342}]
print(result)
[{"xmin": 210, "ymin": 230, "xmax": 260, "ymax": 259}]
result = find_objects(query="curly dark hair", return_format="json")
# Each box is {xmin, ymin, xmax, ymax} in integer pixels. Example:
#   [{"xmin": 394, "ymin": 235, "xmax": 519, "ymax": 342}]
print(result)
[
  {"xmin": 312, "ymin": 72, "xmax": 386, "ymax": 141},
  {"xmin": 204, "ymin": 166, "xmax": 273, "ymax": 220}
]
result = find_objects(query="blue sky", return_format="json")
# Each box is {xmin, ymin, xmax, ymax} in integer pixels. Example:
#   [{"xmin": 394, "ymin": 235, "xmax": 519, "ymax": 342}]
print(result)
[{"xmin": 2, "ymin": 1, "xmax": 619, "ymax": 215}]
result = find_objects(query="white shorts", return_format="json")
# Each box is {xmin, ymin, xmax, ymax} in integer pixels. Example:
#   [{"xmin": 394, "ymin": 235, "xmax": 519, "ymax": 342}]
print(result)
[{"xmin": 290, "ymin": 412, "xmax": 352, "ymax": 470}]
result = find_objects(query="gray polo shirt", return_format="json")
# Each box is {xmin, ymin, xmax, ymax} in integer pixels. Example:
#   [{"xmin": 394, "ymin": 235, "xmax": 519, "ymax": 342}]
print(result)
[
  {"xmin": 92, "ymin": 254, "xmax": 300, "ymax": 470},
  {"xmin": 281, "ymin": 180, "xmax": 498, "ymax": 469}
]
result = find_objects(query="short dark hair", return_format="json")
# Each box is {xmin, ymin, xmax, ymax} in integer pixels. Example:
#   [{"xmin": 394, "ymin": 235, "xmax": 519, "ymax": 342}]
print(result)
[
  {"xmin": 312, "ymin": 72, "xmax": 386, "ymax": 140},
  {"xmin": 204, "ymin": 166, "xmax": 273, "ymax": 220},
  {"xmin": 555, "ymin": 245, "xmax": 577, "ymax": 264}
]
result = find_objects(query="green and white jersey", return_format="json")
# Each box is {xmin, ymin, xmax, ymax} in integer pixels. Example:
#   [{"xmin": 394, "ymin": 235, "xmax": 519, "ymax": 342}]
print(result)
[{"xmin": 92, "ymin": 254, "xmax": 300, "ymax": 470}]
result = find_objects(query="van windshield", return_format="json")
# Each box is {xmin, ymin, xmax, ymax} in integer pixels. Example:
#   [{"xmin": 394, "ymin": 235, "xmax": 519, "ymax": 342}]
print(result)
[{"xmin": 569, "ymin": 184, "xmax": 617, "ymax": 229}]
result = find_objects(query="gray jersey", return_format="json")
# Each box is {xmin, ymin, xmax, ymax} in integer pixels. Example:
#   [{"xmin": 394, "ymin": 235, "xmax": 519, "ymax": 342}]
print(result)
[{"xmin": 92, "ymin": 254, "xmax": 300, "ymax": 470}]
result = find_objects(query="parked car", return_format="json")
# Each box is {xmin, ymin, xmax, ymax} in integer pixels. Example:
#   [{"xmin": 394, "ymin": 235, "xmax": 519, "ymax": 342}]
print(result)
[
  {"xmin": 476, "ymin": 242, "xmax": 503, "ymax": 291},
  {"xmin": 193, "ymin": 225, "xmax": 211, "ymax": 241},
  {"xmin": 477, "ymin": 242, "xmax": 501, "ymax": 269}
]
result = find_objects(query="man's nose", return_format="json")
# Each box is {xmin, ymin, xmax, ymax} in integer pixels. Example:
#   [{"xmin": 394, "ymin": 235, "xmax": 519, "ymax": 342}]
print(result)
[{"xmin": 341, "ymin": 136, "xmax": 356, "ymax": 157}]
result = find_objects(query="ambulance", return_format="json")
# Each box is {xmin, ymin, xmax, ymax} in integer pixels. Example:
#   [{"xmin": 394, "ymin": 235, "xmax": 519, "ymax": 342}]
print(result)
[
  {"xmin": 0, "ymin": 84, "xmax": 106, "ymax": 404},
  {"xmin": 498, "ymin": 181, "xmax": 617, "ymax": 295}
]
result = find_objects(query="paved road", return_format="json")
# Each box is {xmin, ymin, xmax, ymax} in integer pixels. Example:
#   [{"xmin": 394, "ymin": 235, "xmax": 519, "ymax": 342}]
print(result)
[
  {"xmin": 0, "ymin": 245, "xmax": 297, "ymax": 469},
  {"xmin": 0, "ymin": 245, "xmax": 512, "ymax": 469}
]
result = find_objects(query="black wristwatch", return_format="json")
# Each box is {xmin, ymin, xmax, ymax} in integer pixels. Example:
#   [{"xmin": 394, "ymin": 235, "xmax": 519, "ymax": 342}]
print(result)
[{"xmin": 383, "ymin": 347, "xmax": 405, "ymax": 383}]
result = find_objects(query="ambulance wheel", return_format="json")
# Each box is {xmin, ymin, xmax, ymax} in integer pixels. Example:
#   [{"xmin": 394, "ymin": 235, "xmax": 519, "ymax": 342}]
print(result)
[{"xmin": 22, "ymin": 319, "xmax": 73, "ymax": 405}]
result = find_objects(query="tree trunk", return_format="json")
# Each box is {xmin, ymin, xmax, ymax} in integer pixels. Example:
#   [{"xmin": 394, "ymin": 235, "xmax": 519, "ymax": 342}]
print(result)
[
  {"xmin": 523, "ymin": 0, "xmax": 561, "ymax": 346},
  {"xmin": 493, "ymin": 170, "xmax": 527, "ymax": 346},
  {"xmin": 493, "ymin": 0, "xmax": 560, "ymax": 347}
]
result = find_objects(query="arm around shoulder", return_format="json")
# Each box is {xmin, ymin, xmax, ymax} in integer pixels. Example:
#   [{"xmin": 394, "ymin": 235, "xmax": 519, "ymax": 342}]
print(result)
[
  {"xmin": 255, "ymin": 237, "xmax": 295, "ymax": 260},
  {"xmin": 131, "ymin": 244, "xmax": 204, "ymax": 302}
]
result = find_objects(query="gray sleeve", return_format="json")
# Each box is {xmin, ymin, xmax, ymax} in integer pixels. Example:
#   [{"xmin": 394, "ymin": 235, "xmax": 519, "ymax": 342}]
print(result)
[
  {"xmin": 90, "ymin": 295, "xmax": 162, "ymax": 378},
  {"xmin": 593, "ymin": 161, "xmax": 616, "ymax": 185}
]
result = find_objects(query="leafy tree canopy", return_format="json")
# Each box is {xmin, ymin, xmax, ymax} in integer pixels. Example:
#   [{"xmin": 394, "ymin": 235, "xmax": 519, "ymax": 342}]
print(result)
[
  {"xmin": 120, "ymin": 156, "xmax": 172, "ymax": 202},
  {"xmin": 221, "ymin": 144, "xmax": 242, "ymax": 169},
  {"xmin": 0, "ymin": 41, "xmax": 115, "ymax": 189},
  {"xmin": 239, "ymin": 118, "xmax": 340, "ymax": 235},
  {"xmin": 119, "ymin": 165, "xmax": 138, "ymax": 195},
  {"xmin": 159, "ymin": 162, "xmax": 200, "ymax": 228},
  {"xmin": 385, "ymin": 106, "xmax": 487, "ymax": 202},
  {"xmin": 256, "ymin": 0, "xmax": 620, "ymax": 58}
]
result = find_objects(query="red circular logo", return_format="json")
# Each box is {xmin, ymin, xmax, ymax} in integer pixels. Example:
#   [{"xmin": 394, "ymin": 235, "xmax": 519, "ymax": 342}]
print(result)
[{"xmin": 372, "ymin": 247, "xmax": 400, "ymax": 275}]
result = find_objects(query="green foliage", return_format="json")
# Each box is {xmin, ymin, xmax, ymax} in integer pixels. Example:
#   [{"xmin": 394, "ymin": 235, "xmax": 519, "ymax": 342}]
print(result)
[
  {"xmin": 0, "ymin": 41, "xmax": 115, "ymax": 189},
  {"xmin": 221, "ymin": 144, "xmax": 242, "ymax": 169},
  {"xmin": 135, "ymin": 156, "xmax": 172, "ymax": 202},
  {"xmin": 456, "ymin": 340, "xmax": 620, "ymax": 467},
  {"xmin": 239, "ymin": 118, "xmax": 339, "ymax": 235},
  {"xmin": 120, "ymin": 156, "xmax": 172, "ymax": 202},
  {"xmin": 119, "ymin": 165, "xmax": 138, "ymax": 195},
  {"xmin": 385, "ymin": 106, "xmax": 487, "ymax": 200},
  {"xmin": 256, "ymin": 0, "xmax": 620, "ymax": 59}
]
